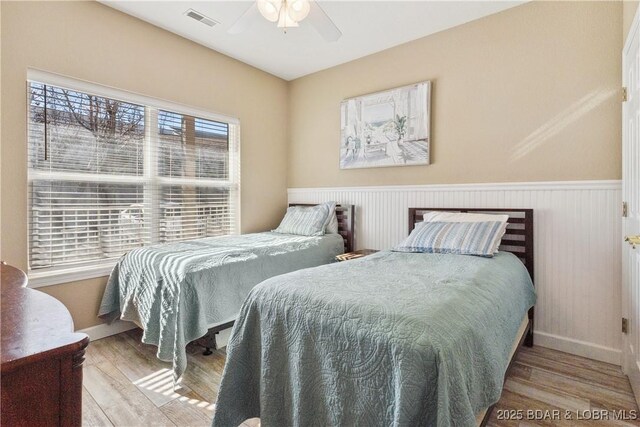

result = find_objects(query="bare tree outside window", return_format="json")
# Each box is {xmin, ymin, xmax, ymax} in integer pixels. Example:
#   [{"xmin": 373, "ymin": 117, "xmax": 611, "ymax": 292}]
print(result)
[
  {"xmin": 28, "ymin": 83, "xmax": 147, "ymax": 268},
  {"xmin": 29, "ymin": 83, "xmax": 145, "ymax": 175}
]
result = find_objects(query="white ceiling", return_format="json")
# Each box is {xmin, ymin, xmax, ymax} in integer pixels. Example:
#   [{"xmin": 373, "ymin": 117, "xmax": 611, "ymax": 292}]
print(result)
[{"xmin": 100, "ymin": 1, "xmax": 525, "ymax": 81}]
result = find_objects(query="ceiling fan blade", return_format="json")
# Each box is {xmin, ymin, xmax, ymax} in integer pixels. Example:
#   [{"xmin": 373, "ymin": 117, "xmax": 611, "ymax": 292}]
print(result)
[
  {"xmin": 228, "ymin": 3, "xmax": 259, "ymax": 35},
  {"xmin": 308, "ymin": 1, "xmax": 342, "ymax": 42}
]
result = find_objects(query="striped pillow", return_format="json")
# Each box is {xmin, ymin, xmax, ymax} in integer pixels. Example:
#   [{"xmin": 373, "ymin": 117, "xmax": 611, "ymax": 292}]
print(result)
[
  {"xmin": 422, "ymin": 211, "xmax": 508, "ymax": 254},
  {"xmin": 393, "ymin": 221, "xmax": 505, "ymax": 257},
  {"xmin": 274, "ymin": 202, "xmax": 334, "ymax": 236}
]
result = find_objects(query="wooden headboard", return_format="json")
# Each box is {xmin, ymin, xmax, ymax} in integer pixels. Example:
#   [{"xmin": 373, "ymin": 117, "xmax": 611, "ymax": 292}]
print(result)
[
  {"xmin": 408, "ymin": 208, "xmax": 534, "ymax": 281},
  {"xmin": 289, "ymin": 204, "xmax": 355, "ymax": 253}
]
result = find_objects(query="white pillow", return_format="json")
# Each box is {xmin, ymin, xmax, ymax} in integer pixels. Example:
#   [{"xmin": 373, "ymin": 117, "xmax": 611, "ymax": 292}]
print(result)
[
  {"xmin": 326, "ymin": 211, "xmax": 339, "ymax": 234},
  {"xmin": 274, "ymin": 203, "xmax": 331, "ymax": 236},
  {"xmin": 422, "ymin": 211, "xmax": 509, "ymax": 254},
  {"xmin": 321, "ymin": 202, "xmax": 337, "ymax": 232}
]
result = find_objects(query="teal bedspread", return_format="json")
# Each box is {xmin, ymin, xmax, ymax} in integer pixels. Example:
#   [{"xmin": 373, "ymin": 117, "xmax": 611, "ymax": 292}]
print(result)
[
  {"xmin": 213, "ymin": 251, "xmax": 536, "ymax": 427},
  {"xmin": 98, "ymin": 232, "xmax": 344, "ymax": 380}
]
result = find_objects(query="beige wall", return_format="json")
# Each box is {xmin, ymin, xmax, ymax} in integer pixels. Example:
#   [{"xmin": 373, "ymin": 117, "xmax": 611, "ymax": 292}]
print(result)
[
  {"xmin": 288, "ymin": 1, "xmax": 622, "ymax": 188},
  {"xmin": 0, "ymin": 1, "xmax": 289, "ymax": 330},
  {"xmin": 0, "ymin": 1, "xmax": 626, "ymax": 330},
  {"xmin": 624, "ymin": 0, "xmax": 639, "ymax": 41}
]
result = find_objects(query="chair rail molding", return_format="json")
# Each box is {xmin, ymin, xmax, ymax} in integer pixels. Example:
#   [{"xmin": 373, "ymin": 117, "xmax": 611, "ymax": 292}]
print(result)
[{"xmin": 288, "ymin": 179, "xmax": 623, "ymax": 365}]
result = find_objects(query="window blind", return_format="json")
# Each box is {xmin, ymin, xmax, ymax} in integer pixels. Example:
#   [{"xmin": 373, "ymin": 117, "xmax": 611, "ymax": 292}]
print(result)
[
  {"xmin": 28, "ymin": 80, "xmax": 240, "ymax": 273},
  {"xmin": 154, "ymin": 109, "xmax": 239, "ymax": 243}
]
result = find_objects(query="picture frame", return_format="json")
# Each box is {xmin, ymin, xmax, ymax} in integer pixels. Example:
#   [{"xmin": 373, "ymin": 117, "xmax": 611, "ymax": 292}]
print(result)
[{"xmin": 340, "ymin": 81, "xmax": 431, "ymax": 169}]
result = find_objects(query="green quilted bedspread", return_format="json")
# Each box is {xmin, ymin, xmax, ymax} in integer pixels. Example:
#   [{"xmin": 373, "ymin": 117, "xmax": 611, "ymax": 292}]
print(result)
[
  {"xmin": 213, "ymin": 250, "xmax": 536, "ymax": 427},
  {"xmin": 99, "ymin": 232, "xmax": 344, "ymax": 380}
]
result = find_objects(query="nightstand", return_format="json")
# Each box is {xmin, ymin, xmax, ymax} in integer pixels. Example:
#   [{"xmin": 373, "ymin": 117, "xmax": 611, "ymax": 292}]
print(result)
[{"xmin": 335, "ymin": 249, "xmax": 379, "ymax": 262}]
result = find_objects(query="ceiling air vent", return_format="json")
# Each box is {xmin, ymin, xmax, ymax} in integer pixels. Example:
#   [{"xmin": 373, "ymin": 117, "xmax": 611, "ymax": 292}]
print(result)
[{"xmin": 184, "ymin": 9, "xmax": 218, "ymax": 27}]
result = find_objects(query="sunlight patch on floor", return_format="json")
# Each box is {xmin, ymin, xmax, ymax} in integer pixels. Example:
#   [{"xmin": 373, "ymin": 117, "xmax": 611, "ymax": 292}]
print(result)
[
  {"xmin": 132, "ymin": 368, "xmax": 214, "ymax": 410},
  {"xmin": 133, "ymin": 368, "xmax": 174, "ymax": 391},
  {"xmin": 176, "ymin": 395, "xmax": 215, "ymax": 411},
  {"xmin": 242, "ymin": 418, "xmax": 261, "ymax": 427}
]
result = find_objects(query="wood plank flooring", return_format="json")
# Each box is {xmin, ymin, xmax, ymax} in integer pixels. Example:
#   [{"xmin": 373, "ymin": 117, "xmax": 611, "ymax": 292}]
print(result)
[{"xmin": 83, "ymin": 329, "xmax": 639, "ymax": 426}]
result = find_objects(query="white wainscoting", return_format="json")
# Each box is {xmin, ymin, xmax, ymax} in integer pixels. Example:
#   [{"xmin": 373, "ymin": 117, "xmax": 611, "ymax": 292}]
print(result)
[{"xmin": 288, "ymin": 180, "xmax": 623, "ymax": 365}]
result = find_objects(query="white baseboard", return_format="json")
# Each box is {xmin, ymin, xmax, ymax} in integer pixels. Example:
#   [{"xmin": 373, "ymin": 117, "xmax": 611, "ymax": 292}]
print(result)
[
  {"xmin": 80, "ymin": 321, "xmax": 619, "ymax": 366},
  {"xmin": 534, "ymin": 331, "xmax": 621, "ymax": 366},
  {"xmin": 78, "ymin": 319, "xmax": 233, "ymax": 349},
  {"xmin": 78, "ymin": 319, "xmax": 137, "ymax": 341}
]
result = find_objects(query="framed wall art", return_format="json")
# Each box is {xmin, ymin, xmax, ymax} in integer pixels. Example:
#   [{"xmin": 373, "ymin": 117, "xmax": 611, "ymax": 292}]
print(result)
[{"xmin": 340, "ymin": 81, "xmax": 431, "ymax": 169}]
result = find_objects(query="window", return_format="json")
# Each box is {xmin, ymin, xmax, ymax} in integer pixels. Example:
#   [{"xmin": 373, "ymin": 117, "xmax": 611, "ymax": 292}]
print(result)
[
  {"xmin": 156, "ymin": 111, "xmax": 235, "ymax": 243},
  {"xmin": 27, "ymin": 73, "xmax": 240, "ymax": 283}
]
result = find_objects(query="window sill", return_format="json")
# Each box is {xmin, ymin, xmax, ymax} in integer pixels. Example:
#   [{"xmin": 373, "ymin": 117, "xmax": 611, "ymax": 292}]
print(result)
[{"xmin": 27, "ymin": 262, "xmax": 116, "ymax": 288}]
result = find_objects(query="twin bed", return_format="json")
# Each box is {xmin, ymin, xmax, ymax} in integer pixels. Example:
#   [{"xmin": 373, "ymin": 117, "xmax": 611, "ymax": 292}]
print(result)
[
  {"xmin": 98, "ymin": 204, "xmax": 354, "ymax": 379},
  {"xmin": 99, "ymin": 204, "xmax": 536, "ymax": 426},
  {"xmin": 213, "ymin": 207, "xmax": 536, "ymax": 427}
]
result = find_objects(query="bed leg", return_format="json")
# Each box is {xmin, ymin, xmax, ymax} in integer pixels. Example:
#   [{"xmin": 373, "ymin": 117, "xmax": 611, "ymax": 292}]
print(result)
[
  {"xmin": 201, "ymin": 331, "xmax": 218, "ymax": 356},
  {"xmin": 524, "ymin": 329, "xmax": 534, "ymax": 347},
  {"xmin": 525, "ymin": 308, "xmax": 534, "ymax": 347}
]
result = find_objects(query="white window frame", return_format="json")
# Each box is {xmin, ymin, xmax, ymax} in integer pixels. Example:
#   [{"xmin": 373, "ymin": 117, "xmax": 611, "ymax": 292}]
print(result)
[{"xmin": 26, "ymin": 69, "xmax": 241, "ymax": 288}]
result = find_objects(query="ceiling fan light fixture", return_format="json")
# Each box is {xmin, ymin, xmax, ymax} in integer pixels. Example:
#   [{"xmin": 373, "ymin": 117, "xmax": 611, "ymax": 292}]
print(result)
[
  {"xmin": 228, "ymin": 0, "xmax": 342, "ymax": 42},
  {"xmin": 288, "ymin": 0, "xmax": 310, "ymax": 22},
  {"xmin": 277, "ymin": 10, "xmax": 299, "ymax": 28},
  {"xmin": 257, "ymin": 0, "xmax": 281, "ymax": 22}
]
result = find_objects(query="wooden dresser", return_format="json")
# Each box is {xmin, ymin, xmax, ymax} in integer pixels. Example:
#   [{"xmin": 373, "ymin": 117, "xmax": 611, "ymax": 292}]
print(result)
[{"xmin": 1, "ymin": 263, "xmax": 89, "ymax": 426}]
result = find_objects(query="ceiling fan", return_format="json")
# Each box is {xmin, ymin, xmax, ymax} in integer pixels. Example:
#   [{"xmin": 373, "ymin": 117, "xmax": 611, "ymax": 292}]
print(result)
[{"xmin": 228, "ymin": 0, "xmax": 342, "ymax": 42}]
